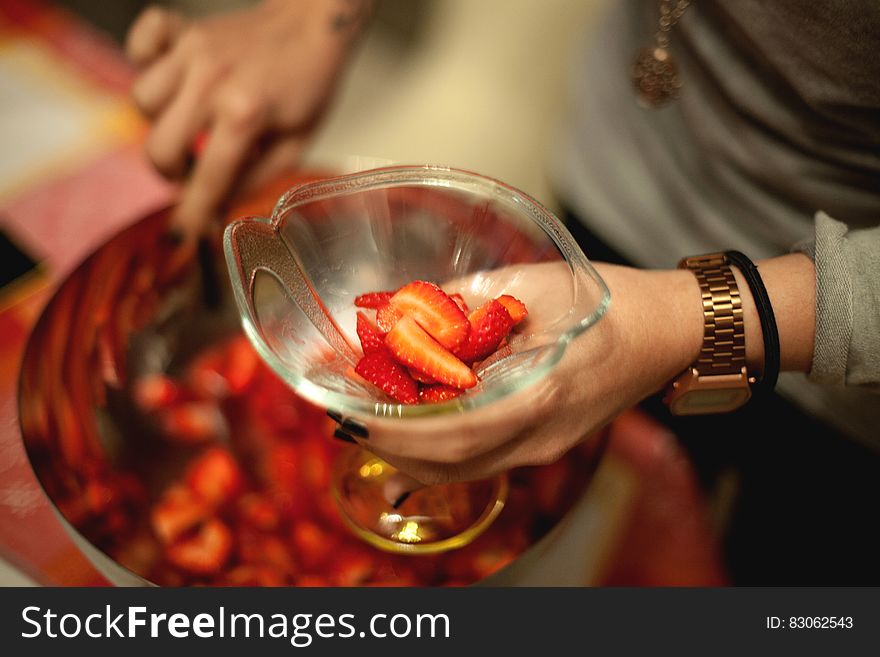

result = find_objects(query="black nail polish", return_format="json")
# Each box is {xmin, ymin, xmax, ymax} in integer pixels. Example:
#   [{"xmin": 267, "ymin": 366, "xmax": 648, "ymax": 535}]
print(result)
[
  {"xmin": 162, "ymin": 229, "xmax": 185, "ymax": 247},
  {"xmin": 197, "ymin": 236, "xmax": 221, "ymax": 311},
  {"xmin": 326, "ymin": 409, "xmax": 343, "ymax": 423},
  {"xmin": 332, "ymin": 428, "xmax": 357, "ymax": 444},
  {"xmin": 341, "ymin": 418, "xmax": 368, "ymax": 439},
  {"xmin": 392, "ymin": 492, "xmax": 411, "ymax": 509}
]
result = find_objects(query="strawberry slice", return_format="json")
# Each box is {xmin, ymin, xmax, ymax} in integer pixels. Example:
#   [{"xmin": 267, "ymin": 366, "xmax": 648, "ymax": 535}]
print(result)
[
  {"xmin": 165, "ymin": 518, "xmax": 233, "ymax": 576},
  {"xmin": 408, "ymin": 368, "xmax": 437, "ymax": 384},
  {"xmin": 133, "ymin": 374, "xmax": 180, "ymax": 411},
  {"xmin": 450, "ymin": 293, "xmax": 470, "ymax": 314},
  {"xmin": 454, "ymin": 299, "xmax": 514, "ymax": 364},
  {"xmin": 150, "ymin": 484, "xmax": 211, "ymax": 544},
  {"xmin": 376, "ymin": 303, "xmax": 403, "ymax": 334},
  {"xmin": 496, "ymin": 294, "xmax": 528, "ymax": 325},
  {"xmin": 354, "ymin": 290, "xmax": 395, "ymax": 309},
  {"xmin": 419, "ymin": 383, "xmax": 463, "ymax": 403},
  {"xmin": 159, "ymin": 402, "xmax": 227, "ymax": 444},
  {"xmin": 389, "ymin": 281, "xmax": 470, "ymax": 351},
  {"xmin": 184, "ymin": 447, "xmax": 243, "ymax": 507},
  {"xmin": 355, "ymin": 350, "xmax": 419, "ymax": 404},
  {"xmin": 385, "ymin": 316, "xmax": 477, "ymax": 390},
  {"xmin": 356, "ymin": 311, "xmax": 386, "ymax": 355}
]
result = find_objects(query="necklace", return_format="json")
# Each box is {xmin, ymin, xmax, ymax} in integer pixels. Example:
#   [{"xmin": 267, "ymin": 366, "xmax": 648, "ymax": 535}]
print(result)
[{"xmin": 632, "ymin": 0, "xmax": 691, "ymax": 108}]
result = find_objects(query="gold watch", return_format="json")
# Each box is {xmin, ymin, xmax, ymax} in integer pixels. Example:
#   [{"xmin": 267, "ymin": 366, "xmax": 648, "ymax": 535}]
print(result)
[{"xmin": 664, "ymin": 252, "xmax": 753, "ymax": 415}]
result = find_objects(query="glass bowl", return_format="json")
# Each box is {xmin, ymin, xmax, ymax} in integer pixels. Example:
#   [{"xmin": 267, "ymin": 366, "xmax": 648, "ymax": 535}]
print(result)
[{"xmin": 223, "ymin": 165, "xmax": 610, "ymax": 419}]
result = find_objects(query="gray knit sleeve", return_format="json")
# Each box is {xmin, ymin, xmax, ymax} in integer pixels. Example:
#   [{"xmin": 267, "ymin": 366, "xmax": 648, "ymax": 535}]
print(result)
[{"xmin": 795, "ymin": 212, "xmax": 880, "ymax": 389}]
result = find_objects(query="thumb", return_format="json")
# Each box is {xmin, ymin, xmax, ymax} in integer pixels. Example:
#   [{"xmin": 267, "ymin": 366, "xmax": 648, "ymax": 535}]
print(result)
[{"xmin": 382, "ymin": 471, "xmax": 424, "ymax": 509}]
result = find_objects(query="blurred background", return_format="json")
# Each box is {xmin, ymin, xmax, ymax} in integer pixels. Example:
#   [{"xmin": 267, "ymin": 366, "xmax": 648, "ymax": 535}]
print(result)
[{"xmin": 35, "ymin": 0, "xmax": 604, "ymax": 203}]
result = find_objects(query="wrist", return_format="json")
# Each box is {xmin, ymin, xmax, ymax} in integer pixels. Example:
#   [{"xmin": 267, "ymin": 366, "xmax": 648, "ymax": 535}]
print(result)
[
  {"xmin": 593, "ymin": 263, "xmax": 704, "ymax": 393},
  {"xmin": 262, "ymin": 0, "xmax": 374, "ymax": 47}
]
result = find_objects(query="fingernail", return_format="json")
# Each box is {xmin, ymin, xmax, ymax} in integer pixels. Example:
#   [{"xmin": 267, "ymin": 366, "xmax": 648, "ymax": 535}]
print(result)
[
  {"xmin": 162, "ymin": 229, "xmax": 185, "ymax": 247},
  {"xmin": 326, "ymin": 409, "xmax": 343, "ymax": 423},
  {"xmin": 391, "ymin": 491, "xmax": 411, "ymax": 509},
  {"xmin": 197, "ymin": 236, "xmax": 221, "ymax": 310},
  {"xmin": 332, "ymin": 428, "xmax": 357, "ymax": 444},
  {"xmin": 341, "ymin": 418, "xmax": 368, "ymax": 439}
]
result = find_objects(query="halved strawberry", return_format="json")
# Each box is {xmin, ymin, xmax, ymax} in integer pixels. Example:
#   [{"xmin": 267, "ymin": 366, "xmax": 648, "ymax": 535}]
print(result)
[
  {"xmin": 355, "ymin": 290, "xmax": 396, "ymax": 309},
  {"xmin": 419, "ymin": 383, "xmax": 463, "ymax": 404},
  {"xmin": 185, "ymin": 447, "xmax": 243, "ymax": 507},
  {"xmin": 450, "ymin": 293, "xmax": 470, "ymax": 314},
  {"xmin": 356, "ymin": 311, "xmax": 385, "ymax": 355},
  {"xmin": 454, "ymin": 299, "xmax": 514, "ymax": 364},
  {"xmin": 496, "ymin": 294, "xmax": 528, "ymax": 325},
  {"xmin": 165, "ymin": 518, "xmax": 233, "ymax": 575},
  {"xmin": 355, "ymin": 350, "xmax": 419, "ymax": 404},
  {"xmin": 385, "ymin": 316, "xmax": 477, "ymax": 389},
  {"xmin": 376, "ymin": 303, "xmax": 403, "ymax": 334},
  {"xmin": 389, "ymin": 281, "xmax": 470, "ymax": 350}
]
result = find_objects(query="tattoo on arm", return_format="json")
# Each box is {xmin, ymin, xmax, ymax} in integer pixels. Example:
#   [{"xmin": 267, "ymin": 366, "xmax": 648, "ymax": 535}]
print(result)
[{"xmin": 331, "ymin": 0, "xmax": 375, "ymax": 35}]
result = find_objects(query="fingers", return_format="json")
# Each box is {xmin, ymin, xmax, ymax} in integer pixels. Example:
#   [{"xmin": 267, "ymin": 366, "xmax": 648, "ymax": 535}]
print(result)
[
  {"xmin": 366, "ymin": 428, "xmax": 536, "ymax": 488},
  {"xmin": 233, "ymin": 134, "xmax": 308, "ymax": 196},
  {"xmin": 171, "ymin": 95, "xmax": 268, "ymax": 238},
  {"xmin": 144, "ymin": 62, "xmax": 217, "ymax": 179},
  {"xmin": 131, "ymin": 51, "xmax": 184, "ymax": 118},
  {"xmin": 364, "ymin": 378, "xmax": 559, "ymax": 464},
  {"xmin": 126, "ymin": 5, "xmax": 187, "ymax": 67},
  {"xmin": 382, "ymin": 472, "xmax": 423, "ymax": 507}
]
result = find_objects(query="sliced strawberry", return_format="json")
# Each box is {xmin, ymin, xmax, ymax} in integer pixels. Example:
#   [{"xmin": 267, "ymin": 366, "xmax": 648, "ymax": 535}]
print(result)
[
  {"xmin": 166, "ymin": 518, "xmax": 232, "ymax": 576},
  {"xmin": 389, "ymin": 281, "xmax": 470, "ymax": 350},
  {"xmin": 385, "ymin": 316, "xmax": 477, "ymax": 390},
  {"xmin": 354, "ymin": 290, "xmax": 395, "ymax": 309},
  {"xmin": 151, "ymin": 484, "xmax": 211, "ymax": 545},
  {"xmin": 355, "ymin": 351, "xmax": 419, "ymax": 404},
  {"xmin": 356, "ymin": 311, "xmax": 385, "ymax": 355},
  {"xmin": 133, "ymin": 374, "xmax": 180, "ymax": 411},
  {"xmin": 419, "ymin": 384, "xmax": 463, "ymax": 403},
  {"xmin": 222, "ymin": 335, "xmax": 260, "ymax": 394},
  {"xmin": 186, "ymin": 348, "xmax": 229, "ymax": 399},
  {"xmin": 496, "ymin": 294, "xmax": 528, "ymax": 325},
  {"xmin": 376, "ymin": 303, "xmax": 403, "ymax": 334},
  {"xmin": 454, "ymin": 299, "xmax": 514, "ymax": 364},
  {"xmin": 185, "ymin": 447, "xmax": 243, "ymax": 507},
  {"xmin": 450, "ymin": 293, "xmax": 470, "ymax": 314},
  {"xmin": 159, "ymin": 402, "xmax": 227, "ymax": 444},
  {"xmin": 408, "ymin": 368, "xmax": 437, "ymax": 384},
  {"xmin": 291, "ymin": 520, "xmax": 332, "ymax": 571},
  {"xmin": 236, "ymin": 493, "xmax": 280, "ymax": 531}
]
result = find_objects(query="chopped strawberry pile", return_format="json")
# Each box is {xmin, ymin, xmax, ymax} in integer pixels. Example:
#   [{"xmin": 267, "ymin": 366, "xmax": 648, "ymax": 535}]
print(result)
[
  {"xmin": 353, "ymin": 281, "xmax": 528, "ymax": 404},
  {"xmin": 70, "ymin": 332, "xmax": 600, "ymax": 587}
]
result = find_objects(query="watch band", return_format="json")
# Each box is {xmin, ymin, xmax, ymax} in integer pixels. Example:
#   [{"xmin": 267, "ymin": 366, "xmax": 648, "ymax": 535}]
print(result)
[{"xmin": 679, "ymin": 253, "xmax": 747, "ymax": 377}]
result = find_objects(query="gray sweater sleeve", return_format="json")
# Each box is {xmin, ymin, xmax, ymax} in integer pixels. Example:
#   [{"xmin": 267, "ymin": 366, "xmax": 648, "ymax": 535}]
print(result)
[{"xmin": 797, "ymin": 212, "xmax": 880, "ymax": 390}]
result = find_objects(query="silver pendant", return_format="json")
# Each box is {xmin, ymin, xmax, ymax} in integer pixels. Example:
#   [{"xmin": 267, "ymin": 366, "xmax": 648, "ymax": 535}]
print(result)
[{"xmin": 632, "ymin": 47, "xmax": 682, "ymax": 108}]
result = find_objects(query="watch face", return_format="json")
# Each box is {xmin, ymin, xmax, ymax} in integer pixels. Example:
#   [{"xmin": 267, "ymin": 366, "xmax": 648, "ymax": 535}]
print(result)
[{"xmin": 672, "ymin": 388, "xmax": 751, "ymax": 415}]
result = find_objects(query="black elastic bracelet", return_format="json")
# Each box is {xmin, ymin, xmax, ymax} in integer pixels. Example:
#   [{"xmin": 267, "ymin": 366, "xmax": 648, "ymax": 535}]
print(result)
[{"xmin": 724, "ymin": 250, "xmax": 780, "ymax": 395}]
